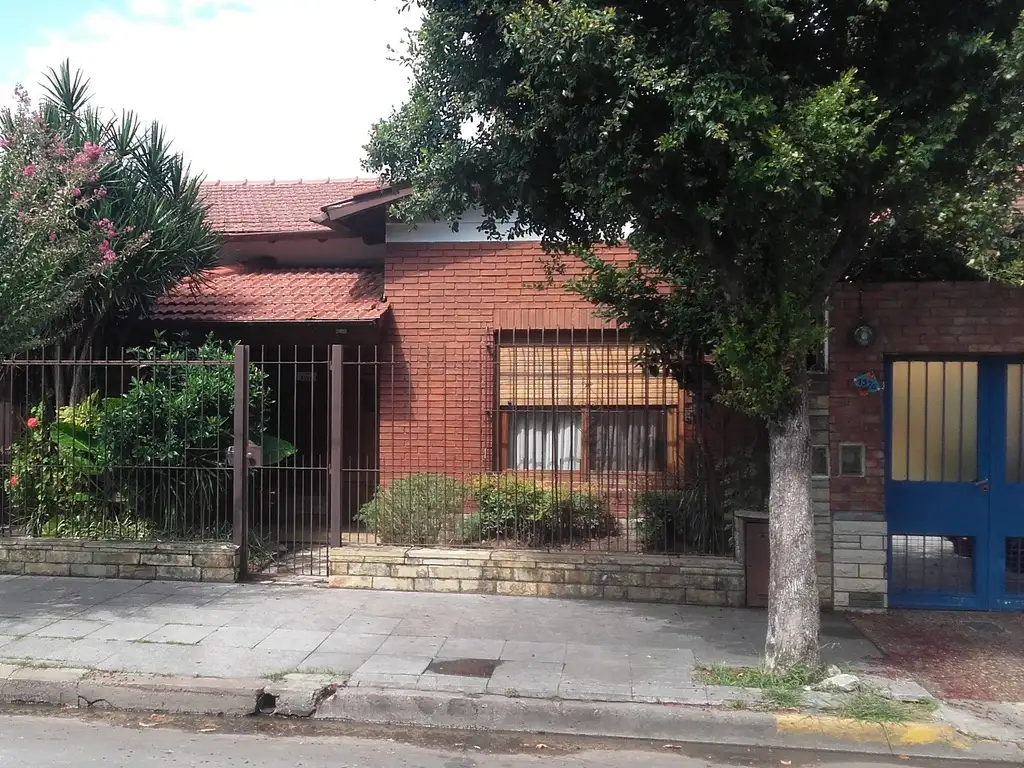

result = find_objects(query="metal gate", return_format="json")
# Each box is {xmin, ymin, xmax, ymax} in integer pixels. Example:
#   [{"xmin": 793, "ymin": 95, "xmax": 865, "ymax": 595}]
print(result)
[{"xmin": 886, "ymin": 358, "xmax": 1024, "ymax": 610}]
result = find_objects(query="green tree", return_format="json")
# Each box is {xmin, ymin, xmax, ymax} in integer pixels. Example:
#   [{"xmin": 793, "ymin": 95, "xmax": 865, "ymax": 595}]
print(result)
[
  {"xmin": 2, "ymin": 62, "xmax": 220, "ymax": 400},
  {"xmin": 0, "ymin": 85, "xmax": 141, "ymax": 358},
  {"xmin": 365, "ymin": 1, "xmax": 1024, "ymax": 669}
]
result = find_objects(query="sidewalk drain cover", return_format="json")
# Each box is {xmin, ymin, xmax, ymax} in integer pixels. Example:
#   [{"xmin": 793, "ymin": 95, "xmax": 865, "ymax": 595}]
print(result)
[{"xmin": 426, "ymin": 658, "xmax": 500, "ymax": 678}]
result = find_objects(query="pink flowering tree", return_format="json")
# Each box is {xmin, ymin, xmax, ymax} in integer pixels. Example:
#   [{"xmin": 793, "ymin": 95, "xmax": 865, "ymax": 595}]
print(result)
[
  {"xmin": 0, "ymin": 85, "xmax": 143, "ymax": 358},
  {"xmin": 2, "ymin": 62, "xmax": 219, "ymax": 402}
]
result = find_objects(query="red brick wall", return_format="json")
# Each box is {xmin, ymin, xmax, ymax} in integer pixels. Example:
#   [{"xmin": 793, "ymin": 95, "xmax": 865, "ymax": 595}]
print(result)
[
  {"xmin": 829, "ymin": 281, "xmax": 1024, "ymax": 514},
  {"xmin": 377, "ymin": 242, "xmax": 635, "ymax": 484}
]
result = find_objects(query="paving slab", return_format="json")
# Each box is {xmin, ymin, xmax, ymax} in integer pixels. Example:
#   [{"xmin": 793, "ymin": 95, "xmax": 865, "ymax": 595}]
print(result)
[
  {"xmin": 500, "ymin": 640, "xmax": 566, "ymax": 664},
  {"xmin": 376, "ymin": 634, "xmax": 447, "ymax": 657},
  {"xmin": 354, "ymin": 654, "xmax": 433, "ymax": 677},
  {"xmin": 316, "ymin": 631, "xmax": 388, "ymax": 655},
  {"xmin": 255, "ymin": 628, "xmax": 331, "ymax": 653},
  {"xmin": 434, "ymin": 637, "xmax": 505, "ymax": 660},
  {"xmin": 88, "ymin": 621, "xmax": 165, "ymax": 642}
]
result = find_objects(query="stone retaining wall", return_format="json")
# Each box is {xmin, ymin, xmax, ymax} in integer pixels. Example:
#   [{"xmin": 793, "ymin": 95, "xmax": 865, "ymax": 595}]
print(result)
[
  {"xmin": 0, "ymin": 538, "xmax": 240, "ymax": 582},
  {"xmin": 329, "ymin": 546, "xmax": 746, "ymax": 606}
]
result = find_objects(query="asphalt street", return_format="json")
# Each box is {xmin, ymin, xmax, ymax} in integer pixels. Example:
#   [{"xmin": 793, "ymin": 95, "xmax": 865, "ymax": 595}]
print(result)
[{"xmin": 0, "ymin": 711, "xmax": 999, "ymax": 768}]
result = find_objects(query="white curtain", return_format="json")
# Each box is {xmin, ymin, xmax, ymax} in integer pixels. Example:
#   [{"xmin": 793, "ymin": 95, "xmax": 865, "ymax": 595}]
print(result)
[
  {"xmin": 511, "ymin": 411, "xmax": 582, "ymax": 470},
  {"xmin": 590, "ymin": 410, "xmax": 664, "ymax": 472}
]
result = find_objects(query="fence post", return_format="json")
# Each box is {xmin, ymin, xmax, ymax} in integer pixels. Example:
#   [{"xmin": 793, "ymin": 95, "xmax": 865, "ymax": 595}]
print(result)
[
  {"xmin": 233, "ymin": 345, "xmax": 250, "ymax": 578},
  {"xmin": 329, "ymin": 345, "xmax": 344, "ymax": 548}
]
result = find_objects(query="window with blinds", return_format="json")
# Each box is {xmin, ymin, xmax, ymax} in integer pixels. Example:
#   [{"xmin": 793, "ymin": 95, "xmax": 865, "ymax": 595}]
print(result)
[
  {"xmin": 496, "ymin": 344, "xmax": 680, "ymax": 473},
  {"xmin": 497, "ymin": 344, "xmax": 678, "ymax": 407}
]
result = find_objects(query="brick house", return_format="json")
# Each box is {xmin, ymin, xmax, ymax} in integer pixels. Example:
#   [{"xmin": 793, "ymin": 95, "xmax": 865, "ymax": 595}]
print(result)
[{"xmin": 149, "ymin": 179, "xmax": 1024, "ymax": 612}]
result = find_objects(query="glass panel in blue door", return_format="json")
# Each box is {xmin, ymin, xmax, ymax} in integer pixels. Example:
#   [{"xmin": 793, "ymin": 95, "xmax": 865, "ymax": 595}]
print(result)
[{"xmin": 890, "ymin": 361, "xmax": 977, "ymax": 482}]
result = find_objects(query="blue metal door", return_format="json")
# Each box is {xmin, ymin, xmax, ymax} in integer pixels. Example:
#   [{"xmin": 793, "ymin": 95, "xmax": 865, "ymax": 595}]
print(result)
[
  {"xmin": 985, "ymin": 362, "xmax": 1024, "ymax": 610},
  {"xmin": 886, "ymin": 358, "xmax": 1024, "ymax": 610}
]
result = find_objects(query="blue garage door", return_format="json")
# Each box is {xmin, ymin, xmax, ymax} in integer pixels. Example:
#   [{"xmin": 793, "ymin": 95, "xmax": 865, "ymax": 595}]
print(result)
[{"xmin": 886, "ymin": 359, "xmax": 1024, "ymax": 610}]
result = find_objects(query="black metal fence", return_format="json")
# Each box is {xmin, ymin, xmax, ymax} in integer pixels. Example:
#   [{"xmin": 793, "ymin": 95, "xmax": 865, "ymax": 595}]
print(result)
[{"xmin": 0, "ymin": 335, "xmax": 766, "ymax": 577}]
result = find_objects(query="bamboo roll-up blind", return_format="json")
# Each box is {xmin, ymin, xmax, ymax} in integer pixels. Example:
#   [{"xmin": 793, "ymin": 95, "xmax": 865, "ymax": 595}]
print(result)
[{"xmin": 497, "ymin": 345, "xmax": 678, "ymax": 406}]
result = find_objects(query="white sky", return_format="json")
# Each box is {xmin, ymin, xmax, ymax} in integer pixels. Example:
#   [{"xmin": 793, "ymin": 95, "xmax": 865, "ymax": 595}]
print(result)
[{"xmin": 0, "ymin": 0, "xmax": 417, "ymax": 181}]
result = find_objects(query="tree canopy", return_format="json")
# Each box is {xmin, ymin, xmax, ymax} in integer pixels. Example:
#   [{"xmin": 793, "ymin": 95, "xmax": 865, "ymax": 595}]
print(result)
[
  {"xmin": 366, "ymin": 0, "xmax": 1024, "ymax": 669},
  {"xmin": 1, "ymin": 63, "xmax": 219, "ymax": 378},
  {"xmin": 0, "ymin": 85, "xmax": 141, "ymax": 358}
]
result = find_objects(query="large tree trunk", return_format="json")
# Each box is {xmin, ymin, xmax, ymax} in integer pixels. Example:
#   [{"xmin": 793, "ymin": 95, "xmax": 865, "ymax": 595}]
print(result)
[{"xmin": 764, "ymin": 374, "xmax": 821, "ymax": 671}]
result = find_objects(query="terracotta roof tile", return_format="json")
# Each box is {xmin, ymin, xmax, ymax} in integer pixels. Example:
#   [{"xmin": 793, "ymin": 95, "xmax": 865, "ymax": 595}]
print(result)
[
  {"xmin": 201, "ymin": 178, "xmax": 381, "ymax": 236},
  {"xmin": 151, "ymin": 266, "xmax": 387, "ymax": 323}
]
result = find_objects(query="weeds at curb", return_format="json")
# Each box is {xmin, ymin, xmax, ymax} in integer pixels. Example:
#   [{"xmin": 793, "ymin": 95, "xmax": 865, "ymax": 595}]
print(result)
[
  {"xmin": 696, "ymin": 664, "xmax": 826, "ymax": 691},
  {"xmin": 836, "ymin": 692, "xmax": 938, "ymax": 724}
]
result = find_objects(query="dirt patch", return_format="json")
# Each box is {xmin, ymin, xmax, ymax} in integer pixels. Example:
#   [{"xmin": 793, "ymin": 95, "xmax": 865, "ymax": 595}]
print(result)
[{"xmin": 849, "ymin": 611, "xmax": 1024, "ymax": 701}]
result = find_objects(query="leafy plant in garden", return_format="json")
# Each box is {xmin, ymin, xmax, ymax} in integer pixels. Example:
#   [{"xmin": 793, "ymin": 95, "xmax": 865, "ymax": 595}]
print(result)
[
  {"xmin": 365, "ymin": 0, "xmax": 1024, "ymax": 669},
  {"xmin": 472, "ymin": 474, "xmax": 614, "ymax": 547},
  {"xmin": 358, "ymin": 473, "xmax": 470, "ymax": 545},
  {"xmin": 97, "ymin": 336, "xmax": 281, "ymax": 534},
  {"xmin": 0, "ymin": 84, "xmax": 143, "ymax": 358},
  {"xmin": 5, "ymin": 407, "xmax": 106, "ymax": 535},
  {"xmin": 4, "ymin": 336, "xmax": 296, "ymax": 537}
]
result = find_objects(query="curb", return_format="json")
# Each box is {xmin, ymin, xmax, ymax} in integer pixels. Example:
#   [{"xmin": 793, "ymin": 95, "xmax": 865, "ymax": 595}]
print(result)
[
  {"xmin": 1, "ymin": 668, "xmax": 1021, "ymax": 763},
  {"xmin": 0, "ymin": 667, "xmax": 260, "ymax": 716},
  {"xmin": 315, "ymin": 686, "xmax": 1023, "ymax": 762}
]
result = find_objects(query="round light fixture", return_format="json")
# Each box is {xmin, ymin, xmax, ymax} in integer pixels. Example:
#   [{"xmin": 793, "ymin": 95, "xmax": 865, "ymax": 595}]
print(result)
[{"xmin": 853, "ymin": 324, "xmax": 876, "ymax": 347}]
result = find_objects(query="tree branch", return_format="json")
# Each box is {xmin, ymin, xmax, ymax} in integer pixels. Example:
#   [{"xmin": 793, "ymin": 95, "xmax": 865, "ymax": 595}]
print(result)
[{"xmin": 812, "ymin": 203, "xmax": 872, "ymax": 307}]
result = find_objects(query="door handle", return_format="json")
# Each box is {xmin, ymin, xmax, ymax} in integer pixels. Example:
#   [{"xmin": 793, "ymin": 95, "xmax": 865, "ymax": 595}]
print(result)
[{"xmin": 975, "ymin": 478, "xmax": 990, "ymax": 493}]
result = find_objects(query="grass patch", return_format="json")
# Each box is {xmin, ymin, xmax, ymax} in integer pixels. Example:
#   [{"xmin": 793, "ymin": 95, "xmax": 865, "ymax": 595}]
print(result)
[
  {"xmin": 762, "ymin": 687, "xmax": 804, "ymax": 710},
  {"xmin": 697, "ymin": 663, "xmax": 826, "ymax": 691},
  {"xmin": 836, "ymin": 692, "xmax": 938, "ymax": 724}
]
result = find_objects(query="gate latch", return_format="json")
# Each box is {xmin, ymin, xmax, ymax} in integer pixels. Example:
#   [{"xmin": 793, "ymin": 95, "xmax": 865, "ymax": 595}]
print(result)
[{"xmin": 974, "ymin": 478, "xmax": 990, "ymax": 494}]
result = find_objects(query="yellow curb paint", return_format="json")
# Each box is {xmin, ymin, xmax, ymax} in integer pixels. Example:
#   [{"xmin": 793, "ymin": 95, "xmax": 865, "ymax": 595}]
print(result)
[
  {"xmin": 776, "ymin": 714, "xmax": 965, "ymax": 749},
  {"xmin": 886, "ymin": 722, "xmax": 968, "ymax": 750}
]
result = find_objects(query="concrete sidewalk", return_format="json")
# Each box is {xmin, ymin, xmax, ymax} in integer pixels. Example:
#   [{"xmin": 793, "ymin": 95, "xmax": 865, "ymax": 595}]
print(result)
[
  {"xmin": 0, "ymin": 574, "xmax": 873, "ymax": 689},
  {"xmin": 0, "ymin": 575, "xmax": 1020, "ymax": 762}
]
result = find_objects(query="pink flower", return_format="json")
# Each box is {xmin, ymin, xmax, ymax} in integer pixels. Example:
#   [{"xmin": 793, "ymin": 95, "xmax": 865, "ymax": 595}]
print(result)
[
  {"xmin": 11, "ymin": 191, "xmax": 19, "ymax": 201},
  {"xmin": 7, "ymin": 475, "xmax": 19, "ymax": 489},
  {"xmin": 26, "ymin": 417, "xmax": 39, "ymax": 429},
  {"xmin": 83, "ymin": 141, "xmax": 103, "ymax": 161},
  {"xmin": 71, "ymin": 151, "xmax": 90, "ymax": 167},
  {"xmin": 22, "ymin": 164, "xmax": 36, "ymax": 177},
  {"xmin": 98, "ymin": 240, "xmax": 117, "ymax": 264},
  {"xmin": 71, "ymin": 187, "xmax": 81, "ymax": 198},
  {"xmin": 94, "ymin": 218, "xmax": 117, "ymax": 237},
  {"xmin": 48, "ymin": 233, "xmax": 56, "ymax": 242},
  {"xmin": 95, "ymin": 185, "xmax": 107, "ymax": 199}
]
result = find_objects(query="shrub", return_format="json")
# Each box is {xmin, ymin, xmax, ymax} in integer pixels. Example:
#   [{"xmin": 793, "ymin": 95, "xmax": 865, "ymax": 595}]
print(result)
[
  {"xmin": 634, "ymin": 486, "xmax": 730, "ymax": 555},
  {"xmin": 472, "ymin": 474, "xmax": 615, "ymax": 546},
  {"xmin": 6, "ymin": 403, "xmax": 111, "ymax": 535},
  {"xmin": 358, "ymin": 473, "xmax": 469, "ymax": 545},
  {"xmin": 472, "ymin": 474, "xmax": 550, "ymax": 541}
]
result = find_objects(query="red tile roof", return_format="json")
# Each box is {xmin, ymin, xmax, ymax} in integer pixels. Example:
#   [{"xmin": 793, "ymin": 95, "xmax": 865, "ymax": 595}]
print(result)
[
  {"xmin": 151, "ymin": 266, "xmax": 388, "ymax": 323},
  {"xmin": 201, "ymin": 178, "xmax": 381, "ymax": 236}
]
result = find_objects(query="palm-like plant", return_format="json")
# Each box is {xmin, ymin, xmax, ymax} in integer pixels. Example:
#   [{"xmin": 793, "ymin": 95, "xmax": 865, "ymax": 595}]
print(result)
[{"xmin": 2, "ymin": 62, "xmax": 220, "ymax": 400}]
